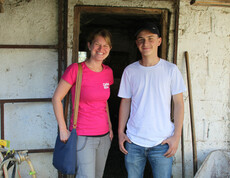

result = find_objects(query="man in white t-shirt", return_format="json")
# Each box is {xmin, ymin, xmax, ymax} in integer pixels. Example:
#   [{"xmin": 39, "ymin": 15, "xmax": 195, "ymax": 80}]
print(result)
[{"xmin": 118, "ymin": 22, "xmax": 186, "ymax": 178}]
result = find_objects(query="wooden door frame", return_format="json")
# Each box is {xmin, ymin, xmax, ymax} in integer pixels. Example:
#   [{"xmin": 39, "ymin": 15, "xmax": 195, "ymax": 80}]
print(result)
[{"xmin": 72, "ymin": 5, "xmax": 169, "ymax": 63}]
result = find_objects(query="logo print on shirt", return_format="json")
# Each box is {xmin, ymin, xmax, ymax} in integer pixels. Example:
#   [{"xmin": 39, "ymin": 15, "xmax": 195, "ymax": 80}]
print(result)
[{"xmin": 103, "ymin": 83, "xmax": 109, "ymax": 89}]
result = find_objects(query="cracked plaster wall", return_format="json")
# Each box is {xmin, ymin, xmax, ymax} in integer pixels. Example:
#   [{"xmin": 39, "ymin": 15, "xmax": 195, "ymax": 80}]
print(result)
[
  {"xmin": 178, "ymin": 1, "xmax": 230, "ymax": 177},
  {"xmin": 0, "ymin": 0, "xmax": 58, "ymax": 177}
]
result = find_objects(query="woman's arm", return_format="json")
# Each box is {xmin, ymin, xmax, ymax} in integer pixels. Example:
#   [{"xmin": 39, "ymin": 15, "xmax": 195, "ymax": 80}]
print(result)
[
  {"xmin": 52, "ymin": 79, "xmax": 72, "ymax": 142},
  {"xmin": 106, "ymin": 102, "xmax": 113, "ymax": 140}
]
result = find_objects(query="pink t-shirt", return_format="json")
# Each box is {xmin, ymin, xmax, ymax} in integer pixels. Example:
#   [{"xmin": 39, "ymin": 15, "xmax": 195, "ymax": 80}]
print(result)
[{"xmin": 62, "ymin": 62, "xmax": 114, "ymax": 136}]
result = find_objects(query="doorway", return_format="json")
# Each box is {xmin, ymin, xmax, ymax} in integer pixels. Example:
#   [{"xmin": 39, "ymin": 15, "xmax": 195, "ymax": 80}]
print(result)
[{"xmin": 73, "ymin": 5, "xmax": 169, "ymax": 178}]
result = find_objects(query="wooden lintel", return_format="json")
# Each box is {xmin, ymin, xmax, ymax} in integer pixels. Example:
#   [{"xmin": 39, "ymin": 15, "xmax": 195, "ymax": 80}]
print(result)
[
  {"xmin": 75, "ymin": 6, "xmax": 164, "ymax": 15},
  {"xmin": 0, "ymin": 45, "xmax": 58, "ymax": 49},
  {"xmin": 0, "ymin": 98, "xmax": 52, "ymax": 104},
  {"xmin": 191, "ymin": 0, "xmax": 230, "ymax": 6}
]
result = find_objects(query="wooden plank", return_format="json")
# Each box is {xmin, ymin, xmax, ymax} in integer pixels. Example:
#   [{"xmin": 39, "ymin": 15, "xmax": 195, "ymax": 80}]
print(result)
[
  {"xmin": 77, "ymin": 6, "xmax": 163, "ymax": 15},
  {"xmin": 0, "ymin": 98, "xmax": 52, "ymax": 103},
  {"xmin": 1, "ymin": 104, "xmax": 4, "ymax": 139},
  {"xmin": 173, "ymin": 0, "xmax": 180, "ymax": 65},
  {"xmin": 161, "ymin": 10, "xmax": 168, "ymax": 60},
  {"xmin": 72, "ymin": 7, "xmax": 80, "ymax": 63},
  {"xmin": 63, "ymin": 0, "xmax": 68, "ymax": 69},
  {"xmin": 58, "ymin": 0, "xmax": 64, "ymax": 81},
  {"xmin": 0, "ymin": 45, "xmax": 57, "ymax": 49},
  {"xmin": 191, "ymin": 0, "xmax": 230, "ymax": 6}
]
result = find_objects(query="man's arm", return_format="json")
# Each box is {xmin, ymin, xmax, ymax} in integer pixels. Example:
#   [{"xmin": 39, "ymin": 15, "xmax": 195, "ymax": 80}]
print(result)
[
  {"xmin": 118, "ymin": 98, "xmax": 132, "ymax": 154},
  {"xmin": 162, "ymin": 93, "xmax": 184, "ymax": 158}
]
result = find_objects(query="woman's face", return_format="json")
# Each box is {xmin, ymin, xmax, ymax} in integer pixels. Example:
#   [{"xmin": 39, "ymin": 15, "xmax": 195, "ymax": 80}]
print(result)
[{"xmin": 88, "ymin": 35, "xmax": 111, "ymax": 62}]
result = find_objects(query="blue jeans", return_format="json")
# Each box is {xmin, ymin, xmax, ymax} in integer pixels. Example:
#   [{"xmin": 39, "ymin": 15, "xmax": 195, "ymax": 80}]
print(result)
[{"xmin": 125, "ymin": 142, "xmax": 173, "ymax": 178}]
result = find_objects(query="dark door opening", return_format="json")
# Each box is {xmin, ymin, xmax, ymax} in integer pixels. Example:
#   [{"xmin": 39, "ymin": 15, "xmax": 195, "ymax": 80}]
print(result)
[{"xmin": 73, "ymin": 6, "xmax": 169, "ymax": 178}]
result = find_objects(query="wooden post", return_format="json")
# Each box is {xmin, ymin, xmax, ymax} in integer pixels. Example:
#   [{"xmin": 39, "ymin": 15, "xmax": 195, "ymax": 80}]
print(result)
[{"xmin": 185, "ymin": 51, "xmax": 198, "ymax": 176}]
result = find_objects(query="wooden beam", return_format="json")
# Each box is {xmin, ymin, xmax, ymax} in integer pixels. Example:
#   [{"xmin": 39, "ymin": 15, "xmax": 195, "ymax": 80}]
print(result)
[
  {"xmin": 0, "ymin": 45, "xmax": 57, "ymax": 49},
  {"xmin": 58, "ymin": 0, "xmax": 64, "ymax": 81},
  {"xmin": 1, "ymin": 104, "xmax": 4, "ymax": 139},
  {"xmin": 0, "ymin": 98, "xmax": 52, "ymax": 103},
  {"xmin": 77, "ymin": 6, "xmax": 164, "ymax": 15},
  {"xmin": 0, "ymin": 0, "xmax": 4, "ymax": 13},
  {"xmin": 173, "ymin": 0, "xmax": 180, "ymax": 65},
  {"xmin": 72, "ymin": 6, "xmax": 81, "ymax": 63},
  {"xmin": 161, "ymin": 10, "xmax": 169, "ymax": 60},
  {"xmin": 191, "ymin": 0, "xmax": 230, "ymax": 7}
]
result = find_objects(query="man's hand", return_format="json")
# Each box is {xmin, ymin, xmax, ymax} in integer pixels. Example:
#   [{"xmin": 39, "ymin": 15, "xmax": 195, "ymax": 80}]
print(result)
[
  {"xmin": 161, "ymin": 135, "xmax": 180, "ymax": 158},
  {"xmin": 60, "ymin": 129, "xmax": 71, "ymax": 143},
  {"xmin": 118, "ymin": 132, "xmax": 131, "ymax": 154}
]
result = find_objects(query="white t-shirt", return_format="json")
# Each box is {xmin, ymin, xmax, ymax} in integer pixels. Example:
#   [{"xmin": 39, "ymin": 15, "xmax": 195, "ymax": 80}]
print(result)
[{"xmin": 118, "ymin": 59, "xmax": 186, "ymax": 147}]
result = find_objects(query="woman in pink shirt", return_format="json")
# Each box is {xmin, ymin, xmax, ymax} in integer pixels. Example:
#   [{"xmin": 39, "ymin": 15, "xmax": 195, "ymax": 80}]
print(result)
[{"xmin": 52, "ymin": 29, "xmax": 114, "ymax": 178}]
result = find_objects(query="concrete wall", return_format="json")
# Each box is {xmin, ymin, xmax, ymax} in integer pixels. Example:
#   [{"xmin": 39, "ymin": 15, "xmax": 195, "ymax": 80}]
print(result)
[
  {"xmin": 0, "ymin": 0, "xmax": 58, "ymax": 177},
  {"xmin": 178, "ymin": 1, "xmax": 230, "ymax": 177},
  {"xmin": 0, "ymin": 0, "xmax": 229, "ymax": 177}
]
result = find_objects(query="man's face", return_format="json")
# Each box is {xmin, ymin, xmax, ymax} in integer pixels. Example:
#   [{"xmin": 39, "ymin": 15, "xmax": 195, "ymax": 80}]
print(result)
[{"xmin": 136, "ymin": 30, "xmax": 162, "ymax": 57}]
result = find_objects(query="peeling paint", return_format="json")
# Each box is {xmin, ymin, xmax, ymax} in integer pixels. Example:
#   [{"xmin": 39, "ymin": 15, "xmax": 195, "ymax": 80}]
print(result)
[
  {"xmin": 207, "ymin": 123, "xmax": 210, "ymax": 138},
  {"xmin": 7, "ymin": 0, "xmax": 32, "ymax": 7}
]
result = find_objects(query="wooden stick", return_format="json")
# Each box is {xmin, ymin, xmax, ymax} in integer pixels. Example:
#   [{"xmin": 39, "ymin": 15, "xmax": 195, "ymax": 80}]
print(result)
[
  {"xmin": 185, "ymin": 51, "xmax": 198, "ymax": 176},
  {"xmin": 181, "ymin": 128, "xmax": 185, "ymax": 178}
]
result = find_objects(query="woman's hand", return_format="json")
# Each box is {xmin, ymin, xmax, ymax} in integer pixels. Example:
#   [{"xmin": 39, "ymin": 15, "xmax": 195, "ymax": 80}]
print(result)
[
  {"xmin": 60, "ymin": 129, "xmax": 71, "ymax": 143},
  {"xmin": 109, "ymin": 129, "xmax": 114, "ymax": 141}
]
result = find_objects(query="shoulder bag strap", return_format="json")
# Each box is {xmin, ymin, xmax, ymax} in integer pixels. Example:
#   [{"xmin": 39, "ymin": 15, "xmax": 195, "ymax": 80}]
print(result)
[{"xmin": 73, "ymin": 63, "xmax": 82, "ymax": 129}]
